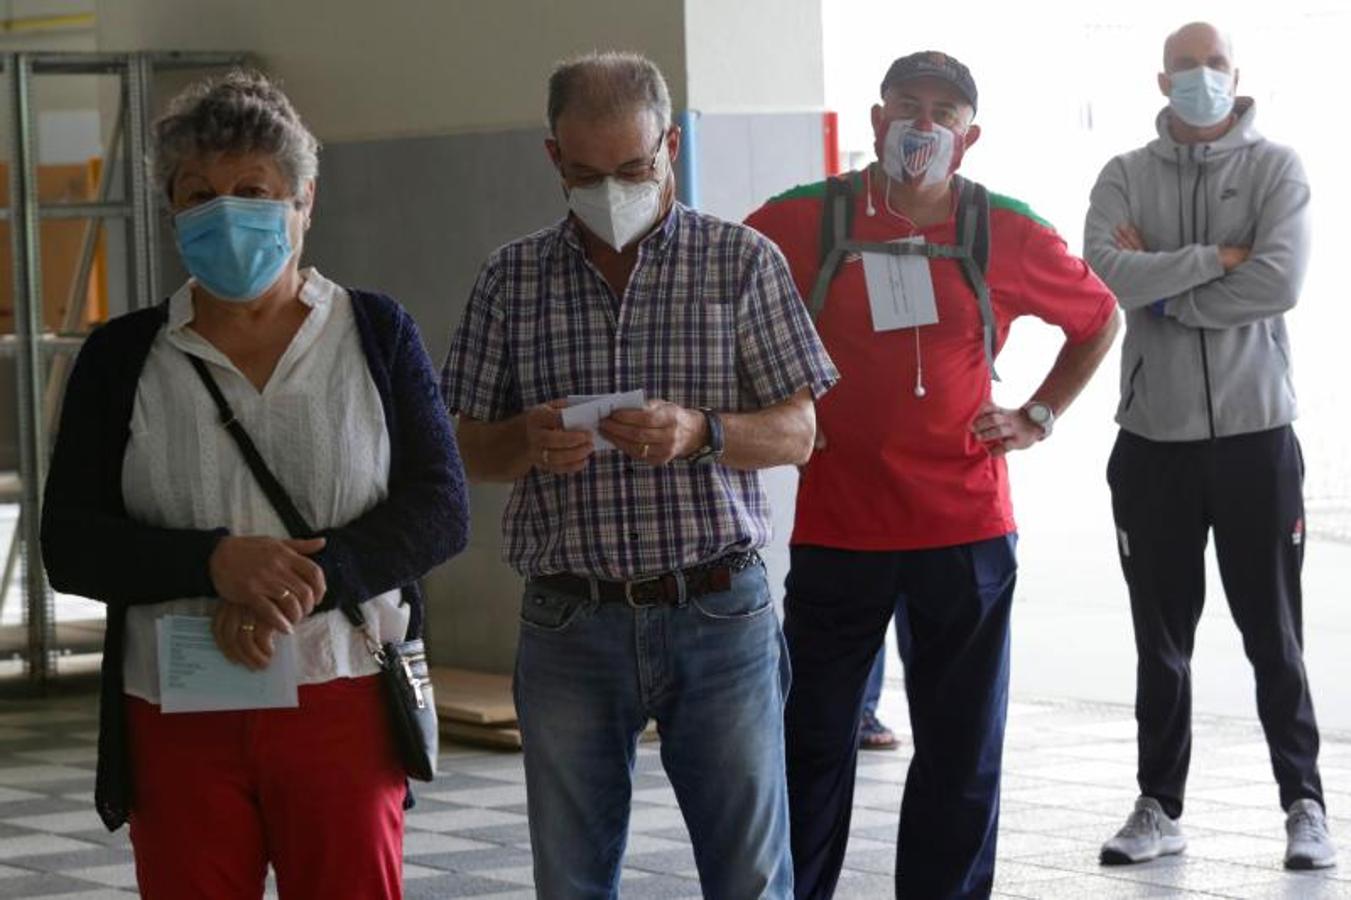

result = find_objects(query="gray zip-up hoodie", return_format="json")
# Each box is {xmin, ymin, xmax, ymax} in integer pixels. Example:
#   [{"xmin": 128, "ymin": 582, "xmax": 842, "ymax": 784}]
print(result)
[{"xmin": 1084, "ymin": 99, "xmax": 1311, "ymax": 442}]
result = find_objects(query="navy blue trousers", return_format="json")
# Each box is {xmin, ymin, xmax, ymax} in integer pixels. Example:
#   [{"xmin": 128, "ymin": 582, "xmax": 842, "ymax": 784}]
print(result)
[
  {"xmin": 783, "ymin": 536, "xmax": 1017, "ymax": 900},
  {"xmin": 1108, "ymin": 426, "xmax": 1324, "ymax": 819}
]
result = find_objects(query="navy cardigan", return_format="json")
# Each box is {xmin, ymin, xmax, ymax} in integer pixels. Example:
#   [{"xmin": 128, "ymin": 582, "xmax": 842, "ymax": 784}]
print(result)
[{"xmin": 40, "ymin": 288, "xmax": 469, "ymax": 830}]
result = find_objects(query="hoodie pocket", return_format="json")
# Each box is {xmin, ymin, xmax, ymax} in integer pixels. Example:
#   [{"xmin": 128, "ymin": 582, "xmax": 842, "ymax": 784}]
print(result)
[
  {"xmin": 1122, "ymin": 355, "xmax": 1144, "ymax": 412},
  {"xmin": 1271, "ymin": 329, "xmax": 1297, "ymax": 403}
]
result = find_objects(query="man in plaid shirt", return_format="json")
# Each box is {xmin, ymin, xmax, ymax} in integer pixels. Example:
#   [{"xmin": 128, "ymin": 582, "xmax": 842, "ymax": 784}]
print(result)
[{"xmin": 441, "ymin": 52, "xmax": 836, "ymax": 899}]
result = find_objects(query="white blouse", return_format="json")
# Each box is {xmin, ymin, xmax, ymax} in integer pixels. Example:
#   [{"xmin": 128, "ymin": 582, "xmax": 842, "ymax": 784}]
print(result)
[{"xmin": 120, "ymin": 269, "xmax": 409, "ymax": 703}]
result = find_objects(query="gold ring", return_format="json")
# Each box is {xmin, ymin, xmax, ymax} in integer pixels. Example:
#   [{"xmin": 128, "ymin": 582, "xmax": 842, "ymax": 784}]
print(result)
[
  {"xmin": 640, "ymin": 443, "xmax": 650, "ymax": 459},
  {"xmin": 542, "ymin": 448, "xmax": 550, "ymax": 465},
  {"xmin": 241, "ymin": 622, "xmax": 256, "ymax": 633}
]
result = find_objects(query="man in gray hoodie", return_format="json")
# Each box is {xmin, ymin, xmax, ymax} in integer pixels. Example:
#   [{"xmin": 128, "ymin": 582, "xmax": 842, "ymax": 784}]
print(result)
[{"xmin": 1085, "ymin": 21, "xmax": 1336, "ymax": 871}]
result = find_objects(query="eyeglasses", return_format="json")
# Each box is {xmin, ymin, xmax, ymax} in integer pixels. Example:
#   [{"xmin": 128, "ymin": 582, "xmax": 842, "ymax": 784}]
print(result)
[{"xmin": 557, "ymin": 130, "xmax": 668, "ymax": 189}]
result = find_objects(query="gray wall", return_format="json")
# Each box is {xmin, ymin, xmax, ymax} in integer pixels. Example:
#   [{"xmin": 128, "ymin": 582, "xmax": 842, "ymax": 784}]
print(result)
[
  {"xmin": 298, "ymin": 112, "xmax": 826, "ymax": 672},
  {"xmin": 307, "ymin": 127, "xmax": 563, "ymax": 361},
  {"xmin": 302, "ymin": 127, "xmax": 564, "ymax": 672},
  {"xmin": 95, "ymin": 0, "xmax": 690, "ymax": 140}
]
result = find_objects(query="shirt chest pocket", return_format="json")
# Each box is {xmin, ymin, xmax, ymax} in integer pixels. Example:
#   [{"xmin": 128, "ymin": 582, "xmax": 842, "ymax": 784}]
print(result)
[{"xmin": 630, "ymin": 299, "xmax": 737, "ymax": 409}]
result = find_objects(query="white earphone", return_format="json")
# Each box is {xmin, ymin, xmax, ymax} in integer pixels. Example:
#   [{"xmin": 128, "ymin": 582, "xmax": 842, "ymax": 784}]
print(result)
[{"xmin": 913, "ymin": 327, "xmax": 926, "ymax": 398}]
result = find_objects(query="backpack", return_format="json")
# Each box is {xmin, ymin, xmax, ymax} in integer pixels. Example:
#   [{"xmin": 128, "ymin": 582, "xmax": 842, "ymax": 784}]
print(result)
[{"xmin": 807, "ymin": 172, "xmax": 999, "ymax": 380}]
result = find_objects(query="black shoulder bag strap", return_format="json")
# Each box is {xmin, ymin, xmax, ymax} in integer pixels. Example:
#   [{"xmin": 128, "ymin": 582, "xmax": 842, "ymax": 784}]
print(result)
[{"xmin": 182, "ymin": 352, "xmax": 368, "ymax": 628}]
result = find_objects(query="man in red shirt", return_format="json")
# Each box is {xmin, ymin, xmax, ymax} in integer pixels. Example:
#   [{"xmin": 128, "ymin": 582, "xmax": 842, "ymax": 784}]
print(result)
[{"xmin": 746, "ymin": 51, "xmax": 1119, "ymax": 898}]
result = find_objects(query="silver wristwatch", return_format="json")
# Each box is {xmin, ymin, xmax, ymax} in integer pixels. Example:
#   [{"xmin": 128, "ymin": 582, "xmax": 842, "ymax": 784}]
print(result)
[{"xmin": 1022, "ymin": 401, "xmax": 1055, "ymax": 439}]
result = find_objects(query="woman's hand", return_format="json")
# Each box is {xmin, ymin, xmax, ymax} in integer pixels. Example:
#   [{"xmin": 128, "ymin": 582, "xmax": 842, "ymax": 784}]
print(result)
[
  {"xmin": 211, "ymin": 601, "xmax": 277, "ymax": 670},
  {"xmin": 208, "ymin": 536, "xmax": 327, "ymax": 633}
]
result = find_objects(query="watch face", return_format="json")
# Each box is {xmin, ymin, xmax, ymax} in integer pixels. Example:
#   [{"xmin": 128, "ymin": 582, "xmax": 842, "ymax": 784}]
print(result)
[{"xmin": 1028, "ymin": 404, "xmax": 1049, "ymax": 424}]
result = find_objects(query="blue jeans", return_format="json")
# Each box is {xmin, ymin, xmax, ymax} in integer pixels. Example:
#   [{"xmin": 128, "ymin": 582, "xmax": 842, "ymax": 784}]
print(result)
[
  {"xmin": 514, "ymin": 562, "xmax": 794, "ymax": 899},
  {"xmin": 784, "ymin": 536, "xmax": 1017, "ymax": 900}
]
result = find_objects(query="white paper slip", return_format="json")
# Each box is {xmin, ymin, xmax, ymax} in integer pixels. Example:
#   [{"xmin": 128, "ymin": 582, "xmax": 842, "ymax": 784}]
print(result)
[
  {"xmin": 561, "ymin": 389, "xmax": 646, "ymax": 451},
  {"xmin": 862, "ymin": 237, "xmax": 940, "ymax": 332},
  {"xmin": 157, "ymin": 615, "xmax": 300, "ymax": 714}
]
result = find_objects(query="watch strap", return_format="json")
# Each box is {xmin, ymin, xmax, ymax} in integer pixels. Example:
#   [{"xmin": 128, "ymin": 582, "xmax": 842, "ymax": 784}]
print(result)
[{"xmin": 686, "ymin": 408, "xmax": 724, "ymax": 464}]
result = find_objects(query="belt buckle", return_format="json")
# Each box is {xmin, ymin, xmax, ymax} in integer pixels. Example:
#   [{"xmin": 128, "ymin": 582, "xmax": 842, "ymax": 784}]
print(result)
[{"xmin": 624, "ymin": 575, "xmax": 664, "ymax": 609}]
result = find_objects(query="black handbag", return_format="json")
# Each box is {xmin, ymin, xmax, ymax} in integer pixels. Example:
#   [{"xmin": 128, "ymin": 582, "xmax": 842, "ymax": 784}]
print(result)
[{"xmin": 184, "ymin": 352, "xmax": 438, "ymax": 781}]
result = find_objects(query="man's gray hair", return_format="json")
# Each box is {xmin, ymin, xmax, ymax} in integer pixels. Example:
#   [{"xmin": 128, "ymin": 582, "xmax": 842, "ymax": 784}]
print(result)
[
  {"xmin": 546, "ymin": 51, "xmax": 672, "ymax": 135},
  {"xmin": 151, "ymin": 69, "xmax": 320, "ymax": 204}
]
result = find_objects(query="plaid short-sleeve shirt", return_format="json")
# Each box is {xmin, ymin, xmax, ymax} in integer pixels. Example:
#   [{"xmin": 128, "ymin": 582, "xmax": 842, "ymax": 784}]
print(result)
[{"xmin": 442, "ymin": 204, "xmax": 837, "ymax": 580}]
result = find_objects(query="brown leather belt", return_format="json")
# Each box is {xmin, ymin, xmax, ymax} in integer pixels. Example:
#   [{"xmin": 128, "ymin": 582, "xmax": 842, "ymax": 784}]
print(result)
[{"xmin": 532, "ymin": 551, "xmax": 762, "ymax": 608}]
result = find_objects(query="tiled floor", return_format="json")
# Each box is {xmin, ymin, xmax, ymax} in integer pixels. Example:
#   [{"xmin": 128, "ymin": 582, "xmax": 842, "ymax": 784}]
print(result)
[{"xmin": 0, "ymin": 691, "xmax": 1346, "ymax": 898}]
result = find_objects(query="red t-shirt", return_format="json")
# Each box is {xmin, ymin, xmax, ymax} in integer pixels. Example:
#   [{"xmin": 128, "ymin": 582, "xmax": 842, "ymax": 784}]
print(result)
[{"xmin": 745, "ymin": 171, "xmax": 1116, "ymax": 551}]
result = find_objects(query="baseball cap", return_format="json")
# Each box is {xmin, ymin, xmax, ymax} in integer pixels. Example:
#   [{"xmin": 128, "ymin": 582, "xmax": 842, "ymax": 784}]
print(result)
[{"xmin": 880, "ymin": 51, "xmax": 978, "ymax": 112}]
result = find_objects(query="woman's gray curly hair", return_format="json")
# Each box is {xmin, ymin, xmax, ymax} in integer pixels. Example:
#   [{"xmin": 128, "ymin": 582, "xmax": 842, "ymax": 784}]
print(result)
[{"xmin": 151, "ymin": 69, "xmax": 319, "ymax": 205}]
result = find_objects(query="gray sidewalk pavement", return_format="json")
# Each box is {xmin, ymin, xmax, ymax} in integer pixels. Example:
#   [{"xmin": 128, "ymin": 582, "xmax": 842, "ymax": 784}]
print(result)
[{"xmin": 0, "ymin": 688, "xmax": 1344, "ymax": 898}]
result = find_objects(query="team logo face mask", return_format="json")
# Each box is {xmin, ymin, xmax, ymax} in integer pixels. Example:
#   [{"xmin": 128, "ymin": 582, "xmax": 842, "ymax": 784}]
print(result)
[{"xmin": 880, "ymin": 118, "xmax": 965, "ymax": 188}]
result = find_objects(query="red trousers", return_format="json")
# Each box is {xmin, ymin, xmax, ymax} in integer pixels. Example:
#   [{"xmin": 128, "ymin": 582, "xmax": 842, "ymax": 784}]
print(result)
[{"xmin": 127, "ymin": 675, "xmax": 406, "ymax": 900}]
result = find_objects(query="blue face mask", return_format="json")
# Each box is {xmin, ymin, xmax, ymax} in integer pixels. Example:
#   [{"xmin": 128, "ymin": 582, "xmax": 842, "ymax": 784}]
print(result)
[
  {"xmin": 174, "ymin": 196, "xmax": 294, "ymax": 302},
  {"xmin": 1168, "ymin": 66, "xmax": 1235, "ymax": 128}
]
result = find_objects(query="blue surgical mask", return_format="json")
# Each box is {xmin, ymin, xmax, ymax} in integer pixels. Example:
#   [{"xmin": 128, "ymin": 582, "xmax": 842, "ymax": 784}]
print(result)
[
  {"xmin": 174, "ymin": 196, "xmax": 294, "ymax": 301},
  {"xmin": 1168, "ymin": 66, "xmax": 1235, "ymax": 128}
]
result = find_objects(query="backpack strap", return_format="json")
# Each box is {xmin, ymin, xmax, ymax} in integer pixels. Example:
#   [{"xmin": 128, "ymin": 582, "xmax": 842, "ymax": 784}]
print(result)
[
  {"xmin": 953, "ymin": 175, "xmax": 999, "ymax": 381},
  {"xmin": 806, "ymin": 171, "xmax": 999, "ymax": 382},
  {"xmin": 806, "ymin": 175, "xmax": 855, "ymax": 322}
]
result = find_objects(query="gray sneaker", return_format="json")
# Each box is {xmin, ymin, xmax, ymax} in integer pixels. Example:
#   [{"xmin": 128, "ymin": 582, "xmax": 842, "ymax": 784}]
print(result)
[
  {"xmin": 1285, "ymin": 799, "xmax": 1337, "ymax": 870},
  {"xmin": 1100, "ymin": 796, "xmax": 1186, "ymax": 865}
]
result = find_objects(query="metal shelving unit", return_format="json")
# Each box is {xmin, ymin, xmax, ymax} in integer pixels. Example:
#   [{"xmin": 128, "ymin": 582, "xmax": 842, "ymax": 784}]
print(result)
[{"xmin": 2, "ymin": 51, "xmax": 248, "ymax": 690}]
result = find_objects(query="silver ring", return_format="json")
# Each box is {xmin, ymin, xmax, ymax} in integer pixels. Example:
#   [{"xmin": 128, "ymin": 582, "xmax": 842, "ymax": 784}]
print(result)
[
  {"xmin": 640, "ymin": 443, "xmax": 650, "ymax": 459},
  {"xmin": 280, "ymin": 588, "xmax": 294, "ymax": 602}
]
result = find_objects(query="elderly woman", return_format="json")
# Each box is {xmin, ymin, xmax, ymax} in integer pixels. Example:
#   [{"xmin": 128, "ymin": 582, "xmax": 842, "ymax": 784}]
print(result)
[{"xmin": 40, "ymin": 71, "xmax": 467, "ymax": 899}]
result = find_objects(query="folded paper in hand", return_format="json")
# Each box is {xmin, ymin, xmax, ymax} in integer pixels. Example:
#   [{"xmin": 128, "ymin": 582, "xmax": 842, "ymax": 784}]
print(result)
[{"xmin": 561, "ymin": 390, "xmax": 646, "ymax": 451}]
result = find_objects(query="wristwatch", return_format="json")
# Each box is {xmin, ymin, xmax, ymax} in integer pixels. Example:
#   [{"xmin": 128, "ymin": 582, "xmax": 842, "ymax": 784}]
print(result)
[
  {"xmin": 685, "ymin": 408, "xmax": 725, "ymax": 465},
  {"xmin": 1022, "ymin": 401, "xmax": 1055, "ymax": 439}
]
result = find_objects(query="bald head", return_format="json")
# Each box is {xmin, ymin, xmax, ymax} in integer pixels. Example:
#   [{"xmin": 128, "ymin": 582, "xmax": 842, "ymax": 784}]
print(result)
[{"xmin": 1163, "ymin": 22, "xmax": 1234, "ymax": 73}]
